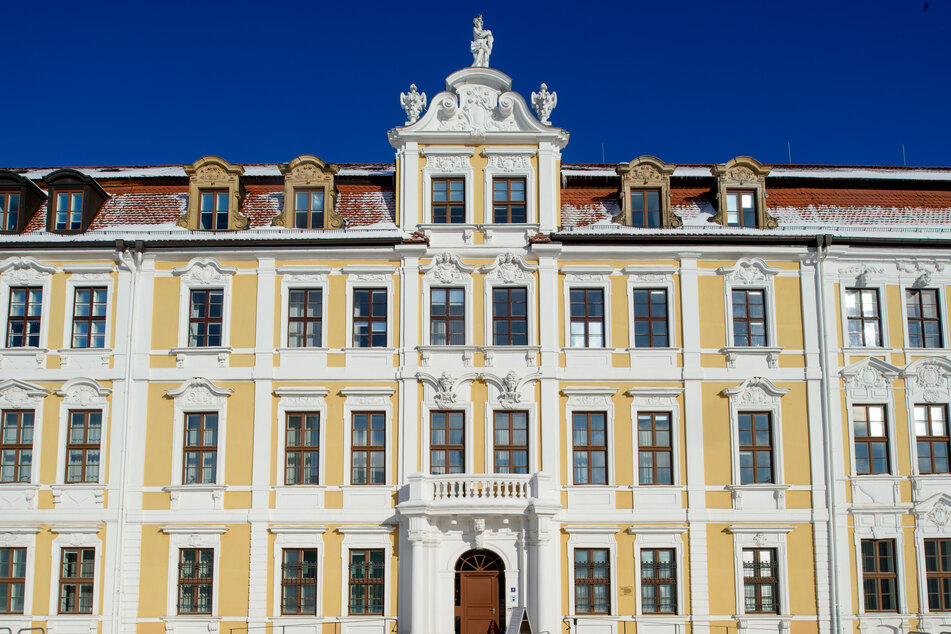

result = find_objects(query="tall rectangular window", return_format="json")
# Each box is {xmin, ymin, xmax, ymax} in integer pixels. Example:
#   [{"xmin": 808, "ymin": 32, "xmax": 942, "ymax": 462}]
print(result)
[
  {"xmin": 348, "ymin": 549, "xmax": 384, "ymax": 615},
  {"xmin": 1, "ymin": 410, "xmax": 33, "ymax": 483},
  {"xmin": 199, "ymin": 190, "xmax": 229, "ymax": 231},
  {"xmin": 845, "ymin": 288, "xmax": 882, "ymax": 347},
  {"xmin": 288, "ymin": 289, "xmax": 322, "ymax": 347},
  {"xmin": 732, "ymin": 289, "xmax": 767, "ymax": 347},
  {"xmin": 353, "ymin": 288, "xmax": 387, "ymax": 348},
  {"xmin": 493, "ymin": 411, "xmax": 528, "ymax": 474},
  {"xmin": 188, "ymin": 289, "xmax": 223, "ymax": 347},
  {"xmin": 59, "ymin": 547, "xmax": 94, "ymax": 614},
  {"xmin": 492, "ymin": 177, "xmax": 526, "ymax": 223},
  {"xmin": 907, "ymin": 288, "xmax": 943, "ymax": 348},
  {"xmin": 6, "ymin": 286, "xmax": 42, "ymax": 347},
  {"xmin": 633, "ymin": 289, "xmax": 668, "ymax": 347},
  {"xmin": 574, "ymin": 548, "xmax": 610, "ymax": 614},
  {"xmin": 861, "ymin": 539, "xmax": 898, "ymax": 612},
  {"xmin": 282, "ymin": 548, "xmax": 318, "ymax": 615},
  {"xmin": 637, "ymin": 412, "xmax": 672, "ymax": 485},
  {"xmin": 285, "ymin": 412, "xmax": 319, "ymax": 485},
  {"xmin": 0, "ymin": 192, "xmax": 20, "ymax": 232},
  {"xmin": 430, "ymin": 411, "xmax": 464, "ymax": 475},
  {"xmin": 738, "ymin": 412, "xmax": 773, "ymax": 484},
  {"xmin": 71, "ymin": 287, "xmax": 107, "ymax": 348},
  {"xmin": 294, "ymin": 188, "xmax": 325, "ymax": 229},
  {"xmin": 572, "ymin": 412, "xmax": 607, "ymax": 485},
  {"xmin": 631, "ymin": 189, "xmax": 661, "ymax": 228},
  {"xmin": 853, "ymin": 405, "xmax": 889, "ymax": 475},
  {"xmin": 183, "ymin": 412, "xmax": 217, "ymax": 484},
  {"xmin": 641, "ymin": 549, "xmax": 676, "ymax": 614},
  {"xmin": 66, "ymin": 410, "xmax": 102, "ymax": 483},
  {"xmin": 743, "ymin": 548, "xmax": 779, "ymax": 613},
  {"xmin": 492, "ymin": 287, "xmax": 527, "ymax": 345},
  {"xmin": 0, "ymin": 547, "xmax": 26, "ymax": 614},
  {"xmin": 351, "ymin": 412, "xmax": 385, "ymax": 485},
  {"xmin": 54, "ymin": 191, "xmax": 83, "ymax": 231},
  {"xmin": 178, "ymin": 548, "xmax": 213, "ymax": 614},
  {"xmin": 432, "ymin": 178, "xmax": 465, "ymax": 224},
  {"xmin": 726, "ymin": 190, "xmax": 756, "ymax": 227},
  {"xmin": 569, "ymin": 288, "xmax": 604, "ymax": 347},
  {"xmin": 430, "ymin": 288, "xmax": 465, "ymax": 345},
  {"xmin": 924, "ymin": 538, "xmax": 951, "ymax": 612},
  {"xmin": 916, "ymin": 404, "xmax": 949, "ymax": 475}
]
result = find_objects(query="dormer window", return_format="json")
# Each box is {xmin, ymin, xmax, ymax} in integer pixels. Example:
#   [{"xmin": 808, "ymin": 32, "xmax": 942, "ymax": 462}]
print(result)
[
  {"xmin": 44, "ymin": 169, "xmax": 108, "ymax": 234},
  {"xmin": 199, "ymin": 190, "xmax": 230, "ymax": 231},
  {"xmin": 616, "ymin": 157, "xmax": 678, "ymax": 228},
  {"xmin": 0, "ymin": 192, "xmax": 20, "ymax": 232},
  {"xmin": 275, "ymin": 155, "xmax": 342, "ymax": 230},
  {"xmin": 0, "ymin": 171, "xmax": 46, "ymax": 234},
  {"xmin": 181, "ymin": 156, "xmax": 246, "ymax": 232},
  {"xmin": 54, "ymin": 191, "xmax": 84, "ymax": 231},
  {"xmin": 711, "ymin": 157, "xmax": 776, "ymax": 229}
]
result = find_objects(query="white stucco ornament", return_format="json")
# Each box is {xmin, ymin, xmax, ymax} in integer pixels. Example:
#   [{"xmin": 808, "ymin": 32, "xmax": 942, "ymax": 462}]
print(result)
[
  {"xmin": 400, "ymin": 84, "xmax": 427, "ymax": 124},
  {"xmin": 531, "ymin": 83, "xmax": 557, "ymax": 124},
  {"xmin": 471, "ymin": 15, "xmax": 493, "ymax": 67}
]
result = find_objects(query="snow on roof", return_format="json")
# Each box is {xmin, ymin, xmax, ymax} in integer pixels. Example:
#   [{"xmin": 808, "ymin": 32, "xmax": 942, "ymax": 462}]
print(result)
[
  {"xmin": 559, "ymin": 164, "xmax": 951, "ymax": 181},
  {"xmin": 9, "ymin": 163, "xmax": 396, "ymax": 180}
]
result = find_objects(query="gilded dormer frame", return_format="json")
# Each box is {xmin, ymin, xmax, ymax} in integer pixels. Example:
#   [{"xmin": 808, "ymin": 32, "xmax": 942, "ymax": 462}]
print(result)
[
  {"xmin": 615, "ymin": 156, "xmax": 679, "ymax": 228},
  {"xmin": 180, "ymin": 156, "xmax": 247, "ymax": 231},
  {"xmin": 710, "ymin": 156, "xmax": 777, "ymax": 229},
  {"xmin": 274, "ymin": 155, "xmax": 343, "ymax": 229}
]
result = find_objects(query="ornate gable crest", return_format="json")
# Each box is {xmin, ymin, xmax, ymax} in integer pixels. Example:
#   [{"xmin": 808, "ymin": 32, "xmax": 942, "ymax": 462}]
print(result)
[
  {"xmin": 481, "ymin": 253, "xmax": 537, "ymax": 282},
  {"xmin": 841, "ymin": 357, "xmax": 901, "ymax": 400},
  {"xmin": 166, "ymin": 378, "xmax": 233, "ymax": 406},
  {"xmin": 0, "ymin": 256, "xmax": 55, "ymax": 285},
  {"xmin": 172, "ymin": 258, "xmax": 237, "ymax": 284},
  {"xmin": 717, "ymin": 258, "xmax": 780, "ymax": 285},
  {"xmin": 55, "ymin": 378, "xmax": 111, "ymax": 406},
  {"xmin": 421, "ymin": 252, "xmax": 475, "ymax": 283},
  {"xmin": 722, "ymin": 377, "xmax": 789, "ymax": 406},
  {"xmin": 903, "ymin": 357, "xmax": 951, "ymax": 403}
]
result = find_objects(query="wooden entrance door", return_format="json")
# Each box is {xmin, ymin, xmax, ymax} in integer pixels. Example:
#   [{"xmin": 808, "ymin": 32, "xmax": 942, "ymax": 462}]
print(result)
[{"xmin": 455, "ymin": 550, "xmax": 503, "ymax": 634}]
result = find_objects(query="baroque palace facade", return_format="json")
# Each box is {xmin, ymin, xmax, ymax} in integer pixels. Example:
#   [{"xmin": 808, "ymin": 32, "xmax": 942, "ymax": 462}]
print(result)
[{"xmin": 1, "ymin": 26, "xmax": 951, "ymax": 634}]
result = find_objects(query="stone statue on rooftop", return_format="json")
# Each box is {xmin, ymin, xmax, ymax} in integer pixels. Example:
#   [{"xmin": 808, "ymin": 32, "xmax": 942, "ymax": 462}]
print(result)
[{"xmin": 471, "ymin": 15, "xmax": 493, "ymax": 68}]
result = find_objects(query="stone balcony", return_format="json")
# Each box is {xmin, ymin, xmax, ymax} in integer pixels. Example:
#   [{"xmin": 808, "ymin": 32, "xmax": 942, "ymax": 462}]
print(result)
[{"xmin": 399, "ymin": 471, "xmax": 558, "ymax": 516}]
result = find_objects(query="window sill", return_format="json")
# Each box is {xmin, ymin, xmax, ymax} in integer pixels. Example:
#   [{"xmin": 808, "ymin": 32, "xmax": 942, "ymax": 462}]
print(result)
[
  {"xmin": 0, "ymin": 347, "xmax": 49, "ymax": 370},
  {"xmin": 720, "ymin": 346, "xmax": 782, "ymax": 369},
  {"xmin": 479, "ymin": 223, "xmax": 541, "ymax": 245},
  {"xmin": 57, "ymin": 347, "xmax": 112, "ymax": 369},
  {"xmin": 163, "ymin": 484, "xmax": 226, "ymax": 510},
  {"xmin": 626, "ymin": 347, "xmax": 678, "ymax": 369},
  {"xmin": 904, "ymin": 346, "xmax": 951, "ymax": 355},
  {"xmin": 481, "ymin": 345, "xmax": 541, "ymax": 368},
  {"xmin": 170, "ymin": 346, "xmax": 232, "ymax": 369},
  {"xmin": 51, "ymin": 483, "xmax": 106, "ymax": 508},
  {"xmin": 735, "ymin": 615, "xmax": 792, "ymax": 633},
  {"xmin": 274, "ymin": 485, "xmax": 326, "ymax": 509},
  {"xmin": 725, "ymin": 484, "xmax": 790, "ymax": 510},
  {"xmin": 417, "ymin": 345, "xmax": 479, "ymax": 367},
  {"xmin": 0, "ymin": 483, "xmax": 39, "ymax": 509}
]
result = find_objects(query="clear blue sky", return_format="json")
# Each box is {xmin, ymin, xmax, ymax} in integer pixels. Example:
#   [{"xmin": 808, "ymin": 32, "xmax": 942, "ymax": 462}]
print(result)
[{"xmin": 2, "ymin": 0, "xmax": 948, "ymax": 168}]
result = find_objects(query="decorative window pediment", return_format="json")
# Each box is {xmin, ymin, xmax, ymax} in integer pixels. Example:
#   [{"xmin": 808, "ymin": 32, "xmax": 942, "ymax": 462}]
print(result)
[
  {"xmin": 717, "ymin": 257, "xmax": 780, "ymax": 286},
  {"xmin": 0, "ymin": 378, "xmax": 49, "ymax": 408},
  {"xmin": 721, "ymin": 377, "xmax": 789, "ymax": 406},
  {"xmin": 275, "ymin": 155, "xmax": 343, "ymax": 229},
  {"xmin": 54, "ymin": 377, "xmax": 111, "ymax": 407},
  {"xmin": 615, "ymin": 156, "xmax": 678, "ymax": 228},
  {"xmin": 903, "ymin": 357, "xmax": 951, "ymax": 404},
  {"xmin": 710, "ymin": 156, "xmax": 776, "ymax": 229},
  {"xmin": 166, "ymin": 377, "xmax": 233, "ymax": 406},
  {"xmin": 0, "ymin": 171, "xmax": 46, "ymax": 233},
  {"xmin": 841, "ymin": 357, "xmax": 901, "ymax": 400},
  {"xmin": 0, "ymin": 256, "xmax": 55, "ymax": 284},
  {"xmin": 480, "ymin": 253, "xmax": 537, "ymax": 282},
  {"xmin": 44, "ymin": 169, "xmax": 109, "ymax": 234},
  {"xmin": 181, "ymin": 156, "xmax": 246, "ymax": 231}
]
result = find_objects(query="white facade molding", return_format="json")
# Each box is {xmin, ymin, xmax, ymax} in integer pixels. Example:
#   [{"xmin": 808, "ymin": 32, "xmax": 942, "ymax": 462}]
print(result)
[
  {"xmin": 841, "ymin": 357, "xmax": 901, "ymax": 401},
  {"xmin": 171, "ymin": 258, "xmax": 238, "ymax": 282},
  {"xmin": 0, "ymin": 378, "xmax": 50, "ymax": 406},
  {"xmin": 338, "ymin": 525, "xmax": 395, "ymax": 620},
  {"xmin": 902, "ymin": 356, "xmax": 951, "ymax": 403},
  {"xmin": 55, "ymin": 377, "xmax": 112, "ymax": 404},
  {"xmin": 565, "ymin": 525, "xmax": 618, "ymax": 617},
  {"xmin": 718, "ymin": 258, "xmax": 781, "ymax": 358},
  {"xmin": 624, "ymin": 266, "xmax": 678, "ymax": 364},
  {"xmin": 481, "ymin": 254, "xmax": 539, "ymax": 353},
  {"xmin": 53, "ymin": 378, "xmax": 111, "ymax": 494},
  {"xmin": 47, "ymin": 524, "xmax": 104, "ymax": 617},
  {"xmin": 420, "ymin": 147, "xmax": 476, "ymax": 224},
  {"xmin": 627, "ymin": 388, "xmax": 683, "ymax": 488},
  {"xmin": 626, "ymin": 525, "xmax": 687, "ymax": 617},
  {"xmin": 483, "ymin": 370, "xmax": 541, "ymax": 409},
  {"xmin": 269, "ymin": 525, "xmax": 327, "ymax": 618},
  {"xmin": 727, "ymin": 526, "xmax": 793, "ymax": 626},
  {"xmin": 59, "ymin": 269, "xmax": 115, "ymax": 366},
  {"xmin": 836, "ymin": 262, "xmax": 887, "ymax": 287},
  {"xmin": 341, "ymin": 388, "xmax": 394, "ymax": 491},
  {"xmin": 0, "ymin": 257, "xmax": 54, "ymax": 361},
  {"xmin": 165, "ymin": 379, "xmax": 233, "ymax": 500},
  {"xmin": 563, "ymin": 387, "xmax": 617, "ymax": 492},
  {"xmin": 161, "ymin": 526, "xmax": 227, "ymax": 618},
  {"xmin": 274, "ymin": 387, "xmax": 329, "ymax": 506},
  {"xmin": 420, "ymin": 253, "xmax": 476, "ymax": 348},
  {"xmin": 716, "ymin": 258, "xmax": 781, "ymax": 285},
  {"xmin": 481, "ymin": 147, "xmax": 537, "ymax": 225},
  {"xmin": 173, "ymin": 258, "xmax": 236, "ymax": 362}
]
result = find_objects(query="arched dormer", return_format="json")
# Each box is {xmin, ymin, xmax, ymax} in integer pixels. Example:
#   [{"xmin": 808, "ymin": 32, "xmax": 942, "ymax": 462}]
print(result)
[
  {"xmin": 0, "ymin": 171, "xmax": 47, "ymax": 233},
  {"xmin": 274, "ymin": 155, "xmax": 343, "ymax": 229},
  {"xmin": 710, "ymin": 156, "xmax": 777, "ymax": 229},
  {"xmin": 44, "ymin": 169, "xmax": 109, "ymax": 233},
  {"xmin": 181, "ymin": 156, "xmax": 246, "ymax": 231},
  {"xmin": 615, "ymin": 156, "xmax": 678, "ymax": 228}
]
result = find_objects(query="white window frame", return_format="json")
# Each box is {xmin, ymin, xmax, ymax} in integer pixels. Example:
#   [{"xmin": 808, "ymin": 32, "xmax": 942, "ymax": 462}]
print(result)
[
  {"xmin": 624, "ymin": 266, "xmax": 678, "ymax": 350},
  {"xmin": 837, "ymin": 278, "xmax": 889, "ymax": 351},
  {"xmin": 628, "ymin": 526, "xmax": 687, "ymax": 617},
  {"xmin": 160, "ymin": 525, "xmax": 227, "ymax": 618},
  {"xmin": 902, "ymin": 357, "xmax": 951, "ymax": 478},
  {"xmin": 727, "ymin": 525, "xmax": 793, "ymax": 621},
  {"xmin": 562, "ymin": 267, "xmax": 614, "ymax": 350},
  {"xmin": 563, "ymin": 387, "xmax": 617, "ymax": 487},
  {"xmin": 418, "ymin": 379, "xmax": 475, "ymax": 475},
  {"xmin": 172, "ymin": 258, "xmax": 236, "ymax": 353},
  {"xmin": 338, "ymin": 525, "xmax": 394, "ymax": 619},
  {"xmin": 718, "ymin": 258, "xmax": 781, "ymax": 367},
  {"xmin": 270, "ymin": 524, "xmax": 326, "ymax": 619},
  {"xmin": 0, "ymin": 379, "xmax": 49, "ymax": 495},
  {"xmin": 565, "ymin": 524, "xmax": 619, "ymax": 618},
  {"xmin": 852, "ymin": 514, "xmax": 908, "ymax": 616},
  {"xmin": 0, "ymin": 256, "xmax": 55, "ymax": 355},
  {"xmin": 722, "ymin": 378, "xmax": 789, "ymax": 492},
  {"xmin": 481, "ymin": 254, "xmax": 538, "ymax": 349},
  {"xmin": 277, "ymin": 266, "xmax": 330, "ymax": 351},
  {"xmin": 486, "ymin": 404, "xmax": 538, "ymax": 475},
  {"xmin": 628, "ymin": 388, "xmax": 683, "ymax": 487},
  {"xmin": 342, "ymin": 266, "xmax": 396, "ymax": 350},
  {"xmin": 420, "ymin": 253, "xmax": 475, "ymax": 348},
  {"xmin": 341, "ymin": 387, "xmax": 395, "ymax": 486},
  {"xmin": 481, "ymin": 147, "xmax": 537, "ymax": 226},
  {"xmin": 47, "ymin": 525, "xmax": 102, "ymax": 617},
  {"xmin": 841, "ymin": 357, "xmax": 901, "ymax": 479},
  {"xmin": 275, "ymin": 387, "xmax": 328, "ymax": 488},
  {"xmin": 52, "ymin": 378, "xmax": 111, "ymax": 499},
  {"xmin": 900, "ymin": 284, "xmax": 950, "ymax": 351},
  {"xmin": 420, "ymin": 147, "xmax": 475, "ymax": 225},
  {"xmin": 913, "ymin": 494, "xmax": 951, "ymax": 621},
  {"xmin": 60, "ymin": 266, "xmax": 115, "ymax": 354},
  {"xmin": 165, "ymin": 378, "xmax": 233, "ymax": 496},
  {"xmin": 0, "ymin": 524, "xmax": 40, "ymax": 626}
]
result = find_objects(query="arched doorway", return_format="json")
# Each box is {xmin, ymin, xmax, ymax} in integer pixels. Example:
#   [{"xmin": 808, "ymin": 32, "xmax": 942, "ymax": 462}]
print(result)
[{"xmin": 454, "ymin": 549, "xmax": 505, "ymax": 634}]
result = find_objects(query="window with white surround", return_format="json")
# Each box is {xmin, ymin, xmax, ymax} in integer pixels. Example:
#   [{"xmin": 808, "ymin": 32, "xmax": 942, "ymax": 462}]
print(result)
[
  {"xmin": 624, "ymin": 266, "xmax": 678, "ymax": 366},
  {"xmin": 47, "ymin": 525, "xmax": 101, "ymax": 620},
  {"xmin": 836, "ymin": 264, "xmax": 889, "ymax": 351},
  {"xmin": 60, "ymin": 265, "xmax": 115, "ymax": 366},
  {"xmin": 0, "ymin": 380, "xmax": 48, "ymax": 506},
  {"xmin": 270, "ymin": 524, "xmax": 325, "ymax": 618},
  {"xmin": 727, "ymin": 525, "xmax": 792, "ymax": 625},
  {"xmin": 420, "ymin": 147, "xmax": 475, "ymax": 226},
  {"xmin": 563, "ymin": 387, "xmax": 617, "ymax": 494},
  {"xmin": 481, "ymin": 147, "xmax": 536, "ymax": 226},
  {"xmin": 160, "ymin": 525, "xmax": 226, "ymax": 621},
  {"xmin": 277, "ymin": 266, "xmax": 330, "ymax": 367},
  {"xmin": 420, "ymin": 253, "xmax": 476, "ymax": 361},
  {"xmin": 342, "ymin": 266, "xmax": 396, "ymax": 353},
  {"xmin": 565, "ymin": 525, "xmax": 618, "ymax": 618},
  {"xmin": 341, "ymin": 387, "xmax": 394, "ymax": 493},
  {"xmin": 718, "ymin": 258, "xmax": 781, "ymax": 369},
  {"xmin": 274, "ymin": 387, "xmax": 328, "ymax": 509},
  {"xmin": 164, "ymin": 379, "xmax": 233, "ymax": 509},
  {"xmin": 417, "ymin": 372, "xmax": 475, "ymax": 476},
  {"xmin": 338, "ymin": 525, "xmax": 393, "ymax": 620},
  {"xmin": 841, "ymin": 357, "xmax": 901, "ymax": 484},
  {"xmin": 171, "ymin": 258, "xmax": 236, "ymax": 367},
  {"xmin": 0, "ymin": 524, "xmax": 38, "ymax": 626},
  {"xmin": 481, "ymin": 254, "xmax": 538, "ymax": 355},
  {"xmin": 0, "ymin": 257, "xmax": 54, "ymax": 365},
  {"xmin": 562, "ymin": 266, "xmax": 613, "ymax": 354},
  {"xmin": 722, "ymin": 378, "xmax": 789, "ymax": 509},
  {"xmin": 628, "ymin": 388, "xmax": 683, "ymax": 491},
  {"xmin": 52, "ymin": 378, "xmax": 111, "ymax": 507},
  {"xmin": 629, "ymin": 526, "xmax": 686, "ymax": 618}
]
